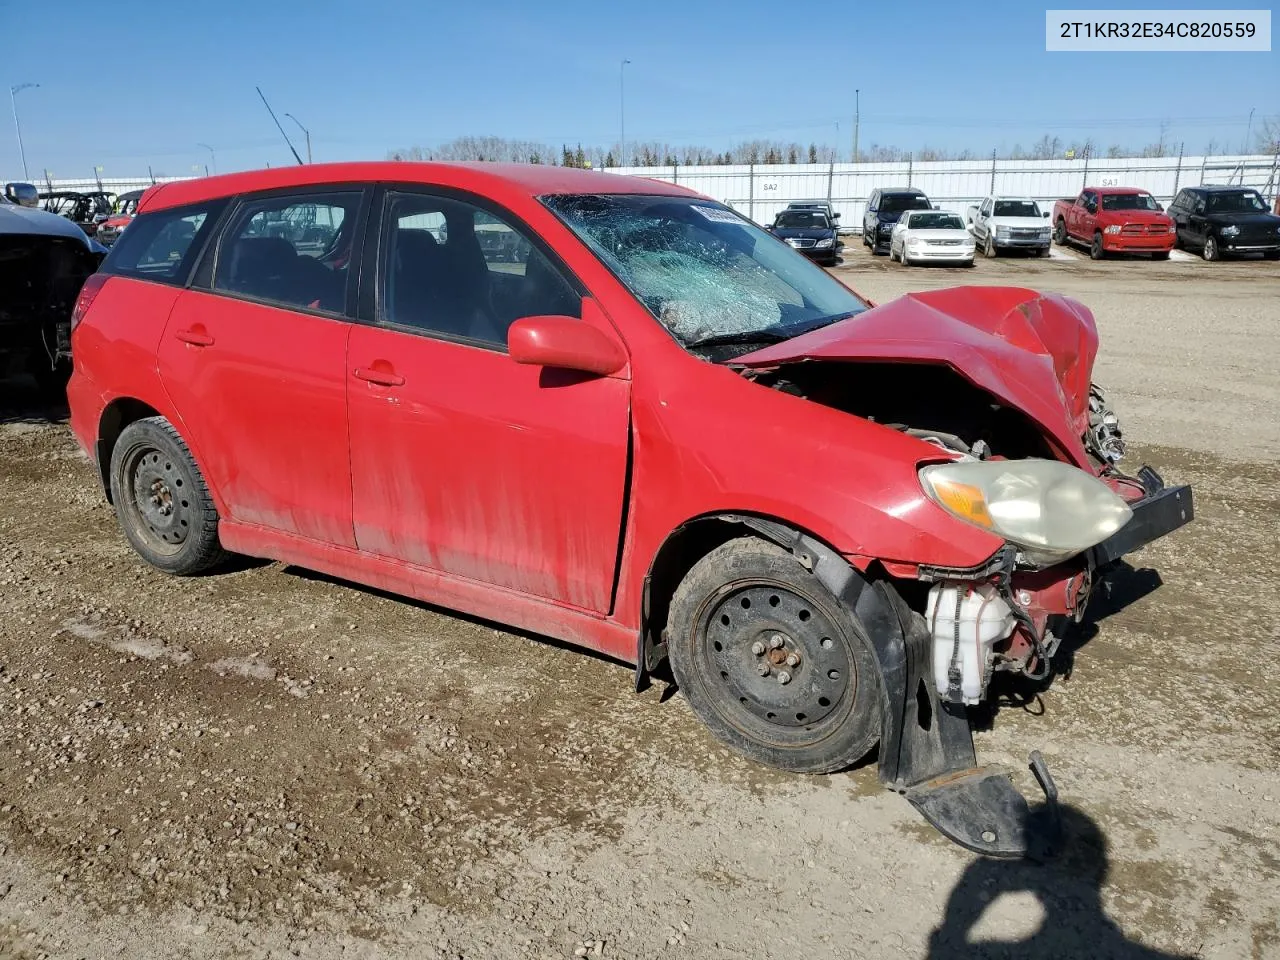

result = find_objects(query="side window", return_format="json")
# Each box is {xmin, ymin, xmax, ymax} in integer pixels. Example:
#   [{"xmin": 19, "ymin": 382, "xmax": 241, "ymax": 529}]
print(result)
[
  {"xmin": 1171, "ymin": 190, "xmax": 1187, "ymax": 211},
  {"xmin": 380, "ymin": 192, "xmax": 580, "ymax": 348},
  {"xmin": 213, "ymin": 191, "xmax": 361, "ymax": 314},
  {"xmin": 981, "ymin": 199, "xmax": 992, "ymax": 216},
  {"xmin": 868, "ymin": 191, "xmax": 878, "ymax": 212},
  {"xmin": 1192, "ymin": 193, "xmax": 1206, "ymax": 215},
  {"xmin": 102, "ymin": 201, "xmax": 225, "ymax": 284}
]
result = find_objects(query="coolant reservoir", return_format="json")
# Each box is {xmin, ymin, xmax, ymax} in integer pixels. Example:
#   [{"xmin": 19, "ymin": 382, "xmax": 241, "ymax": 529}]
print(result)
[{"xmin": 926, "ymin": 582, "xmax": 1017, "ymax": 705}]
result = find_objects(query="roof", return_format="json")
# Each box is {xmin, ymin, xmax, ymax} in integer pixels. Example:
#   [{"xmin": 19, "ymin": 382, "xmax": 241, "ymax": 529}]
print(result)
[
  {"xmin": 139, "ymin": 161, "xmax": 699, "ymax": 214},
  {"xmin": 1188, "ymin": 184, "xmax": 1262, "ymax": 192},
  {"xmin": 878, "ymin": 186, "xmax": 927, "ymax": 194}
]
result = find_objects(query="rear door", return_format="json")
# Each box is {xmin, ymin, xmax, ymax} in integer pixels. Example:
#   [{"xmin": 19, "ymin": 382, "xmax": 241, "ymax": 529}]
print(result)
[
  {"xmin": 158, "ymin": 187, "xmax": 369, "ymax": 546},
  {"xmin": 346, "ymin": 188, "xmax": 631, "ymax": 613}
]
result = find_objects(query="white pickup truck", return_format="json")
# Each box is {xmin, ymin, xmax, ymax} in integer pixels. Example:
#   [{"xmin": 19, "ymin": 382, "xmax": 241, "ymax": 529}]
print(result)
[{"xmin": 965, "ymin": 196, "xmax": 1052, "ymax": 258}]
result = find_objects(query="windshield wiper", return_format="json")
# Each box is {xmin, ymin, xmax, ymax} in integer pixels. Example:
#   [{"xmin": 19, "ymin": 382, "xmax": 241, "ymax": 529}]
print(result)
[{"xmin": 685, "ymin": 330, "xmax": 792, "ymax": 349}]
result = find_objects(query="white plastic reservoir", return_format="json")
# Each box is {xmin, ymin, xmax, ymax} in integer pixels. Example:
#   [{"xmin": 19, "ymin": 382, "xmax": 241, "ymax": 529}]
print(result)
[{"xmin": 926, "ymin": 582, "xmax": 1017, "ymax": 705}]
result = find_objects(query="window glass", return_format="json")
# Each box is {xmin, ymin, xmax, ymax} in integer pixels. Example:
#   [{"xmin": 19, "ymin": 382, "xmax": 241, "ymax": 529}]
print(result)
[
  {"xmin": 994, "ymin": 200, "xmax": 1040, "ymax": 217},
  {"xmin": 102, "ymin": 202, "xmax": 224, "ymax": 283},
  {"xmin": 381, "ymin": 193, "xmax": 579, "ymax": 347},
  {"xmin": 213, "ymin": 192, "xmax": 360, "ymax": 313},
  {"xmin": 543, "ymin": 194, "xmax": 869, "ymax": 351}
]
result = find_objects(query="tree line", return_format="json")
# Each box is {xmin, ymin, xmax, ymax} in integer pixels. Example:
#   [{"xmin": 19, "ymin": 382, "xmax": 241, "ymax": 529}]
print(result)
[{"xmin": 388, "ymin": 126, "xmax": 1280, "ymax": 168}]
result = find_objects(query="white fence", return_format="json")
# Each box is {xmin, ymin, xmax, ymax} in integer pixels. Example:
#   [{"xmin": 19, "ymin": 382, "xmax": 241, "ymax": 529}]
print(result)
[
  {"xmin": 611, "ymin": 154, "xmax": 1280, "ymax": 227},
  {"xmin": 9, "ymin": 154, "xmax": 1278, "ymax": 228}
]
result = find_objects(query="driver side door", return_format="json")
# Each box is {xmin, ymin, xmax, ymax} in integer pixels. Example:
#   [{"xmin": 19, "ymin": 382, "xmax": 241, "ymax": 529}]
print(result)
[{"xmin": 346, "ymin": 188, "xmax": 632, "ymax": 614}]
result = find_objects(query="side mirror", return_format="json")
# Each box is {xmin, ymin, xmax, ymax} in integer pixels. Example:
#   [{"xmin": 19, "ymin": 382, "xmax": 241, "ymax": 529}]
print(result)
[
  {"xmin": 1042, "ymin": 210, "xmax": 1050, "ymax": 218},
  {"xmin": 508, "ymin": 315, "xmax": 627, "ymax": 377},
  {"xmin": 4, "ymin": 182, "xmax": 39, "ymax": 207}
]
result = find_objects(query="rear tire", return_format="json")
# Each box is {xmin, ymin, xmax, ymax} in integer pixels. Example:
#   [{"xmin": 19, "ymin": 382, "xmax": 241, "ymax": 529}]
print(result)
[
  {"xmin": 1090, "ymin": 232, "xmax": 1106, "ymax": 260},
  {"xmin": 666, "ymin": 537, "xmax": 882, "ymax": 774},
  {"xmin": 109, "ymin": 417, "xmax": 226, "ymax": 576}
]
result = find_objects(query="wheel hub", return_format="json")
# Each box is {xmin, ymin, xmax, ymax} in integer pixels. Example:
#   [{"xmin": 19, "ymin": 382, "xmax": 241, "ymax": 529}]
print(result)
[
  {"xmin": 130, "ymin": 451, "xmax": 191, "ymax": 547},
  {"xmin": 702, "ymin": 583, "xmax": 852, "ymax": 729}
]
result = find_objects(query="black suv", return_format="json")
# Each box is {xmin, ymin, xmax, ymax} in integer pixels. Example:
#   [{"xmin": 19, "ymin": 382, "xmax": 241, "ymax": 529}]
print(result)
[
  {"xmin": 862, "ymin": 188, "xmax": 933, "ymax": 254},
  {"xmin": 1167, "ymin": 186, "xmax": 1280, "ymax": 261}
]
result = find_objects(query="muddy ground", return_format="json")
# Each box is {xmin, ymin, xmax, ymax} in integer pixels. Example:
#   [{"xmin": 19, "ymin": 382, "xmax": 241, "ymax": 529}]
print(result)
[{"xmin": 1, "ymin": 248, "xmax": 1278, "ymax": 959}]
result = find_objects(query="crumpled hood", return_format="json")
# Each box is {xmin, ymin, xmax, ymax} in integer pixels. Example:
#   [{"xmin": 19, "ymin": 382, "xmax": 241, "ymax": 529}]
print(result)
[{"xmin": 733, "ymin": 286, "xmax": 1099, "ymax": 465}]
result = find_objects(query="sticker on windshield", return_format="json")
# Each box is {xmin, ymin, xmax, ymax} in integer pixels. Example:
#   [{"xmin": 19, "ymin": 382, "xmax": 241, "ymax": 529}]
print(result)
[{"xmin": 691, "ymin": 205, "xmax": 745, "ymax": 225}]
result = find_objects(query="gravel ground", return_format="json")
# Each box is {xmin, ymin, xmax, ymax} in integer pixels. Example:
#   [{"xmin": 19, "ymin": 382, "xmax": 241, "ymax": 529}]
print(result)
[{"xmin": 1, "ymin": 247, "xmax": 1278, "ymax": 959}]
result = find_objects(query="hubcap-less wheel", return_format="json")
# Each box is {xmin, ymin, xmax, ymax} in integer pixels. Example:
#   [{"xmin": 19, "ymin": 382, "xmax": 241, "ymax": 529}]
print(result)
[
  {"xmin": 1203, "ymin": 236, "xmax": 1218, "ymax": 261},
  {"xmin": 122, "ymin": 447, "xmax": 191, "ymax": 556},
  {"xmin": 698, "ymin": 582, "xmax": 852, "ymax": 733}
]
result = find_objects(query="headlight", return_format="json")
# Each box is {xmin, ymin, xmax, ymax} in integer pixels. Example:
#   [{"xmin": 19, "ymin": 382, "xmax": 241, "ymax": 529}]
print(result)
[
  {"xmin": 816, "ymin": 238, "xmax": 833, "ymax": 248},
  {"xmin": 1220, "ymin": 225, "xmax": 1240, "ymax": 237},
  {"xmin": 1104, "ymin": 225, "xmax": 1122, "ymax": 235},
  {"xmin": 995, "ymin": 226, "xmax": 1010, "ymax": 237},
  {"xmin": 919, "ymin": 459, "xmax": 1132, "ymax": 565},
  {"xmin": 907, "ymin": 237, "xmax": 922, "ymax": 247},
  {"xmin": 1038, "ymin": 227, "xmax": 1051, "ymax": 238}
]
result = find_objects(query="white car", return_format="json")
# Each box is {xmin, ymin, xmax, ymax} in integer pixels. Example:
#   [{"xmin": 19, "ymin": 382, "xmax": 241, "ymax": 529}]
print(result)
[
  {"xmin": 966, "ymin": 196, "xmax": 1052, "ymax": 258},
  {"xmin": 889, "ymin": 210, "xmax": 975, "ymax": 266}
]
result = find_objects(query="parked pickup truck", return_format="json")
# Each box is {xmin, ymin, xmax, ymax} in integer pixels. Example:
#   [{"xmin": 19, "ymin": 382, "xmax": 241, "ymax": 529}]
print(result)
[
  {"xmin": 1052, "ymin": 188, "xmax": 1175, "ymax": 260},
  {"xmin": 966, "ymin": 196, "xmax": 1052, "ymax": 258}
]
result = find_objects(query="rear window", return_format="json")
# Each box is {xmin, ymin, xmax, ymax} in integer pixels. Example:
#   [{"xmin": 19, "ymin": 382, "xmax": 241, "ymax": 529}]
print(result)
[{"xmin": 102, "ymin": 201, "xmax": 226, "ymax": 283}]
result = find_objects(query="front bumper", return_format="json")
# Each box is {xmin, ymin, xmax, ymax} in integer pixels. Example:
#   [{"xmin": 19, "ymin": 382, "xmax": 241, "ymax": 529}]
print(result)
[
  {"xmin": 1090, "ymin": 468, "xmax": 1194, "ymax": 566},
  {"xmin": 995, "ymin": 235, "xmax": 1051, "ymax": 249},
  {"xmin": 1102, "ymin": 233, "xmax": 1175, "ymax": 252},
  {"xmin": 1220, "ymin": 239, "xmax": 1280, "ymax": 254},
  {"xmin": 906, "ymin": 246, "xmax": 974, "ymax": 261}
]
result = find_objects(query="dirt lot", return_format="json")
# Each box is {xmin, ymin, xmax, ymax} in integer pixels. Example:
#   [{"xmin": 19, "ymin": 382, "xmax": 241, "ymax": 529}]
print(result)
[{"xmin": 2, "ymin": 247, "xmax": 1278, "ymax": 960}]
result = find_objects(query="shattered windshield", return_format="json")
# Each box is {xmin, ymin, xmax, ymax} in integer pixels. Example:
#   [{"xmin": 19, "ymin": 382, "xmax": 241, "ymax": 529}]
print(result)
[{"xmin": 542, "ymin": 194, "xmax": 868, "ymax": 349}]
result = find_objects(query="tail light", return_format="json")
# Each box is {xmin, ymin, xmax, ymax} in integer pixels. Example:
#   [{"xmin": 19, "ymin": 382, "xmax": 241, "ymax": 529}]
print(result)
[{"xmin": 70, "ymin": 273, "xmax": 109, "ymax": 333}]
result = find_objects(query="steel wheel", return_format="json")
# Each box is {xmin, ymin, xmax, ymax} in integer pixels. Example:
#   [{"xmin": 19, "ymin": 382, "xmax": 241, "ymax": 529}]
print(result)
[
  {"xmin": 109, "ymin": 417, "xmax": 226, "ymax": 575},
  {"xmin": 667, "ymin": 537, "xmax": 881, "ymax": 773}
]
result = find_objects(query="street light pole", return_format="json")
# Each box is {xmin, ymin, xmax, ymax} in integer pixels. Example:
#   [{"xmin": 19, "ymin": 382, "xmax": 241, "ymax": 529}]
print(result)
[
  {"xmin": 10, "ymin": 82, "xmax": 38, "ymax": 180},
  {"xmin": 197, "ymin": 143, "xmax": 217, "ymax": 175},
  {"xmin": 620, "ymin": 59, "xmax": 631, "ymax": 166},
  {"xmin": 284, "ymin": 114, "xmax": 312, "ymax": 164},
  {"xmin": 853, "ymin": 89, "xmax": 860, "ymax": 164}
]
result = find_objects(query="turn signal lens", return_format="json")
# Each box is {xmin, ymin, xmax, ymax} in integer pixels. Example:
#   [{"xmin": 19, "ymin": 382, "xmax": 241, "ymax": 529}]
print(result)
[{"xmin": 928, "ymin": 478, "xmax": 994, "ymax": 529}]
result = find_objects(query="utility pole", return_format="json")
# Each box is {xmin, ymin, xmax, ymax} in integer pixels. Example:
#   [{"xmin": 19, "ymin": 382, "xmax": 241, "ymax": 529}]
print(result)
[
  {"xmin": 1243, "ymin": 107, "xmax": 1255, "ymax": 154},
  {"xmin": 853, "ymin": 89, "xmax": 860, "ymax": 164},
  {"xmin": 197, "ymin": 143, "xmax": 217, "ymax": 175},
  {"xmin": 285, "ymin": 114, "xmax": 312, "ymax": 164},
  {"xmin": 9, "ymin": 82, "xmax": 38, "ymax": 180},
  {"xmin": 620, "ymin": 59, "xmax": 631, "ymax": 167}
]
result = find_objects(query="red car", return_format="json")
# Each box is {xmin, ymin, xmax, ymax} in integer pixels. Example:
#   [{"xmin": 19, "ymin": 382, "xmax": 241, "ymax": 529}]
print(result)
[
  {"xmin": 1052, "ymin": 187, "xmax": 1176, "ymax": 259},
  {"xmin": 67, "ymin": 162, "xmax": 1193, "ymax": 856},
  {"xmin": 94, "ymin": 189, "xmax": 145, "ymax": 248}
]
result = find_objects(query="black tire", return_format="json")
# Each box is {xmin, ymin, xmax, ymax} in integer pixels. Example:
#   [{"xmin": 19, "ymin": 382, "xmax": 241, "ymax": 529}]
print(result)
[
  {"xmin": 1053, "ymin": 219, "xmax": 1068, "ymax": 245},
  {"xmin": 1202, "ymin": 235, "xmax": 1219, "ymax": 262},
  {"xmin": 1090, "ymin": 232, "xmax": 1106, "ymax": 260},
  {"xmin": 666, "ymin": 537, "xmax": 882, "ymax": 774},
  {"xmin": 1265, "ymin": 251, "xmax": 1280, "ymax": 261},
  {"xmin": 109, "ymin": 417, "xmax": 226, "ymax": 575},
  {"xmin": 1038, "ymin": 245, "xmax": 1052, "ymax": 258},
  {"xmin": 1152, "ymin": 251, "xmax": 1170, "ymax": 261}
]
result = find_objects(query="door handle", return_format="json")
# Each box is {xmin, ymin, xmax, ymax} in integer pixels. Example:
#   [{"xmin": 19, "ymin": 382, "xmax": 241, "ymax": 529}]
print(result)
[
  {"xmin": 353, "ymin": 366, "xmax": 405, "ymax": 387},
  {"xmin": 175, "ymin": 328, "xmax": 214, "ymax": 347}
]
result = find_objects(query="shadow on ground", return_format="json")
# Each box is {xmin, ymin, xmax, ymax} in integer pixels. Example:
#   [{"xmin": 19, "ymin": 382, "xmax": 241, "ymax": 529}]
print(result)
[{"xmin": 927, "ymin": 805, "xmax": 1195, "ymax": 959}]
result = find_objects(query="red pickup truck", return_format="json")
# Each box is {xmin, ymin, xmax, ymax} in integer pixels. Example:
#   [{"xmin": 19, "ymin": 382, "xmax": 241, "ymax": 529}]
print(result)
[{"xmin": 1052, "ymin": 187, "xmax": 1175, "ymax": 260}]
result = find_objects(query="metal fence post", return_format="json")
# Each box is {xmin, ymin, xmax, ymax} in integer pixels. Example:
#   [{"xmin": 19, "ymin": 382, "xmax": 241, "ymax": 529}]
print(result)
[
  {"xmin": 748, "ymin": 162, "xmax": 755, "ymax": 222},
  {"xmin": 1081, "ymin": 149, "xmax": 1090, "ymax": 191},
  {"xmin": 990, "ymin": 150, "xmax": 997, "ymax": 194},
  {"xmin": 826, "ymin": 160, "xmax": 834, "ymax": 205},
  {"xmin": 672, "ymin": 162, "xmax": 678, "ymax": 185},
  {"xmin": 1199, "ymin": 155, "xmax": 1208, "ymax": 184},
  {"xmin": 907, "ymin": 153, "xmax": 913, "ymax": 187},
  {"xmin": 1172, "ymin": 143, "xmax": 1183, "ymax": 196}
]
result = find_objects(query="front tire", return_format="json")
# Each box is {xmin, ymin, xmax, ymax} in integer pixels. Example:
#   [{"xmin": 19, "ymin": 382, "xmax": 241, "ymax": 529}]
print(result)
[
  {"xmin": 1090, "ymin": 232, "xmax": 1106, "ymax": 260},
  {"xmin": 1053, "ymin": 219, "xmax": 1068, "ymax": 245},
  {"xmin": 109, "ymin": 417, "xmax": 226, "ymax": 576},
  {"xmin": 666, "ymin": 537, "xmax": 882, "ymax": 774},
  {"xmin": 984, "ymin": 234, "xmax": 998, "ymax": 258},
  {"xmin": 1203, "ymin": 235, "xmax": 1219, "ymax": 262}
]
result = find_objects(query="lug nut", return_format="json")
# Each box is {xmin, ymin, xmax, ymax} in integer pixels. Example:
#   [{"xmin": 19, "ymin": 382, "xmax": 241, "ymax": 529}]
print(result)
[
  {"xmin": 750, "ymin": 641, "xmax": 765, "ymax": 656},
  {"xmin": 756, "ymin": 663, "xmax": 771, "ymax": 677},
  {"xmin": 769, "ymin": 635, "xmax": 786, "ymax": 650},
  {"xmin": 777, "ymin": 670, "xmax": 792, "ymax": 685},
  {"xmin": 785, "ymin": 653, "xmax": 800, "ymax": 668}
]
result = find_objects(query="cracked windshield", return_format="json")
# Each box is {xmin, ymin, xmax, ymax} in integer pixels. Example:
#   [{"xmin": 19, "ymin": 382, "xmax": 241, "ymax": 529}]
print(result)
[{"xmin": 543, "ymin": 194, "xmax": 868, "ymax": 349}]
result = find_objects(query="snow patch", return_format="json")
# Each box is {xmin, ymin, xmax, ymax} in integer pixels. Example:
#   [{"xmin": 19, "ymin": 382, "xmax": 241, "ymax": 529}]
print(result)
[
  {"xmin": 60, "ymin": 617, "xmax": 193, "ymax": 664},
  {"xmin": 208, "ymin": 657, "xmax": 277, "ymax": 682}
]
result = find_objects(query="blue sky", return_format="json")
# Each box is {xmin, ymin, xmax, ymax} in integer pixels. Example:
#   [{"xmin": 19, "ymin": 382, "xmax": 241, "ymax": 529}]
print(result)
[{"xmin": 3, "ymin": 0, "xmax": 1276, "ymax": 178}]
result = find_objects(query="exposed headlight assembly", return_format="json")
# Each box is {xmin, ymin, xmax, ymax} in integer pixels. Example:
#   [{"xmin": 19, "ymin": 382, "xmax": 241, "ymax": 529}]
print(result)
[{"xmin": 919, "ymin": 459, "xmax": 1132, "ymax": 565}]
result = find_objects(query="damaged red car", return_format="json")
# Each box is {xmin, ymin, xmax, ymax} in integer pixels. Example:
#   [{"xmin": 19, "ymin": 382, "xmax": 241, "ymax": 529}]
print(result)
[{"xmin": 66, "ymin": 163, "xmax": 1193, "ymax": 857}]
